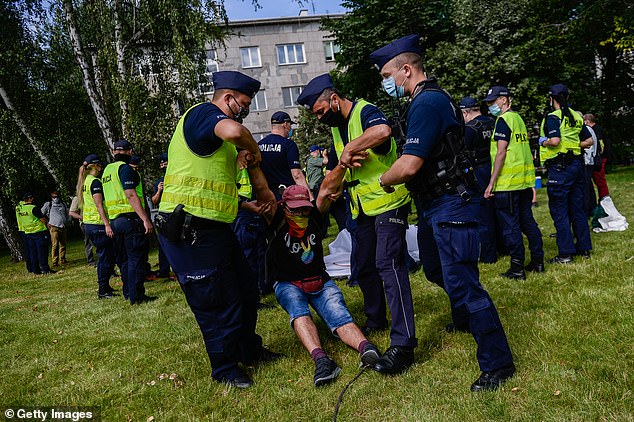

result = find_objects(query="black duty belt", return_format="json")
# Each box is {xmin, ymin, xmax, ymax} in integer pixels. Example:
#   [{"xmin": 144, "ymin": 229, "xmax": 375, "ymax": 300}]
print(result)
[{"xmin": 544, "ymin": 151, "xmax": 581, "ymax": 167}]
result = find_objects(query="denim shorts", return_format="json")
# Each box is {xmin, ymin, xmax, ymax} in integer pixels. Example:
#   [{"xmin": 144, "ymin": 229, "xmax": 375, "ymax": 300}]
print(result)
[{"xmin": 274, "ymin": 280, "xmax": 354, "ymax": 333}]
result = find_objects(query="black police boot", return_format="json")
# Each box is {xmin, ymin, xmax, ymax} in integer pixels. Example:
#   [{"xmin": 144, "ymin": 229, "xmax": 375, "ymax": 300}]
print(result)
[
  {"xmin": 218, "ymin": 369, "xmax": 253, "ymax": 389},
  {"xmin": 525, "ymin": 258, "xmax": 545, "ymax": 273},
  {"xmin": 470, "ymin": 364, "xmax": 516, "ymax": 392},
  {"xmin": 373, "ymin": 346, "xmax": 415, "ymax": 375},
  {"xmin": 500, "ymin": 259, "xmax": 526, "ymax": 280},
  {"xmin": 549, "ymin": 255, "xmax": 573, "ymax": 264}
]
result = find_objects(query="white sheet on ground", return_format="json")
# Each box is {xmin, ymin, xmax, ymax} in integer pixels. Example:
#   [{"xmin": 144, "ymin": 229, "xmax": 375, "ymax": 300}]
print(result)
[
  {"xmin": 594, "ymin": 196, "xmax": 628, "ymax": 232},
  {"xmin": 324, "ymin": 225, "xmax": 420, "ymax": 278}
]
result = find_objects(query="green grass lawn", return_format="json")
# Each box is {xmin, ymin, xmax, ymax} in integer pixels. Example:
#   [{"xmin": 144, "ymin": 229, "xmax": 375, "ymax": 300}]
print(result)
[{"xmin": 1, "ymin": 168, "xmax": 633, "ymax": 421}]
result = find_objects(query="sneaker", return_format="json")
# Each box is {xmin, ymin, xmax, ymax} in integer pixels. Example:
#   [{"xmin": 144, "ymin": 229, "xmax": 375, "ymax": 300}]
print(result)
[
  {"xmin": 549, "ymin": 255, "xmax": 573, "ymax": 264},
  {"xmin": 470, "ymin": 364, "xmax": 516, "ymax": 392},
  {"xmin": 360, "ymin": 343, "xmax": 381, "ymax": 367},
  {"xmin": 576, "ymin": 250, "xmax": 591, "ymax": 259},
  {"xmin": 217, "ymin": 370, "xmax": 253, "ymax": 389},
  {"xmin": 98, "ymin": 292, "xmax": 116, "ymax": 300},
  {"xmin": 314, "ymin": 356, "xmax": 341, "ymax": 387}
]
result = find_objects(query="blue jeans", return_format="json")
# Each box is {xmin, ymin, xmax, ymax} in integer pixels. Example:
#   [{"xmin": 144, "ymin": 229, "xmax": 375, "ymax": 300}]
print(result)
[
  {"xmin": 111, "ymin": 216, "xmax": 148, "ymax": 303},
  {"xmin": 494, "ymin": 188, "xmax": 543, "ymax": 263},
  {"xmin": 274, "ymin": 280, "xmax": 354, "ymax": 332},
  {"xmin": 546, "ymin": 159, "xmax": 592, "ymax": 255},
  {"xmin": 417, "ymin": 193, "xmax": 514, "ymax": 372},
  {"xmin": 84, "ymin": 224, "xmax": 115, "ymax": 294}
]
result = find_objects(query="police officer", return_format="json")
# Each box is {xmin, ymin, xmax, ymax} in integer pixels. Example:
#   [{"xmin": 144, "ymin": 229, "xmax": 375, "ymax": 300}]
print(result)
[
  {"xmin": 482, "ymin": 87, "xmax": 544, "ymax": 279},
  {"xmin": 370, "ymin": 35, "xmax": 515, "ymax": 391},
  {"xmin": 18, "ymin": 192, "xmax": 54, "ymax": 274},
  {"xmin": 460, "ymin": 97, "xmax": 498, "ymax": 263},
  {"xmin": 150, "ymin": 153, "xmax": 172, "ymax": 279},
  {"xmin": 77, "ymin": 154, "xmax": 117, "ymax": 299},
  {"xmin": 102, "ymin": 140, "xmax": 156, "ymax": 304},
  {"xmin": 297, "ymin": 73, "xmax": 416, "ymax": 374},
  {"xmin": 157, "ymin": 70, "xmax": 281, "ymax": 388},
  {"xmin": 539, "ymin": 84, "xmax": 593, "ymax": 262},
  {"xmin": 15, "ymin": 194, "xmax": 37, "ymax": 274},
  {"xmin": 258, "ymin": 111, "xmax": 310, "ymax": 199}
]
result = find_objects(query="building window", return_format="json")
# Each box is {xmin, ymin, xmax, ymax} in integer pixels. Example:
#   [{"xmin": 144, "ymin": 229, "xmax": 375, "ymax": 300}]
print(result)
[
  {"xmin": 250, "ymin": 90, "xmax": 267, "ymax": 111},
  {"xmin": 202, "ymin": 49, "xmax": 218, "ymax": 94},
  {"xmin": 282, "ymin": 86, "xmax": 304, "ymax": 107},
  {"xmin": 324, "ymin": 41, "xmax": 340, "ymax": 62},
  {"xmin": 276, "ymin": 43, "xmax": 306, "ymax": 65},
  {"xmin": 240, "ymin": 46, "xmax": 261, "ymax": 68}
]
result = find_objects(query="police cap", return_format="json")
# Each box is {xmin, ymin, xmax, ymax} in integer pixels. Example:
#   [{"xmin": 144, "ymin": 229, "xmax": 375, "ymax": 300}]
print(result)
[
  {"xmin": 158, "ymin": 153, "xmax": 168, "ymax": 164},
  {"xmin": 114, "ymin": 139, "xmax": 133, "ymax": 151},
  {"xmin": 212, "ymin": 71, "xmax": 261, "ymax": 98},
  {"xmin": 369, "ymin": 34, "xmax": 421, "ymax": 71},
  {"xmin": 271, "ymin": 111, "xmax": 296, "ymax": 124},
  {"xmin": 296, "ymin": 74, "xmax": 334, "ymax": 109},
  {"xmin": 548, "ymin": 83, "xmax": 569, "ymax": 97},
  {"xmin": 130, "ymin": 155, "xmax": 142, "ymax": 166},
  {"xmin": 84, "ymin": 153, "xmax": 102, "ymax": 165},
  {"xmin": 459, "ymin": 97, "xmax": 479, "ymax": 109},
  {"xmin": 482, "ymin": 86, "xmax": 510, "ymax": 102}
]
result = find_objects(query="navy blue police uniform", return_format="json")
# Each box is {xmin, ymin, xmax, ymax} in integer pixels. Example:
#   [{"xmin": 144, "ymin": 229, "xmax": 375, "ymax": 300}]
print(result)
[
  {"xmin": 541, "ymin": 84, "xmax": 593, "ymax": 259},
  {"xmin": 370, "ymin": 36, "xmax": 514, "ymax": 385},
  {"xmin": 22, "ymin": 194, "xmax": 52, "ymax": 274},
  {"xmin": 157, "ymin": 71, "xmax": 274, "ymax": 387},
  {"xmin": 460, "ymin": 97, "xmax": 498, "ymax": 263},
  {"xmin": 297, "ymin": 75, "xmax": 417, "ymax": 355}
]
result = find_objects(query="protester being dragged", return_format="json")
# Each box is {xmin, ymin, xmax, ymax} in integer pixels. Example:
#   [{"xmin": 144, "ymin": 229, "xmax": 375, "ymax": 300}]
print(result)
[
  {"xmin": 258, "ymin": 167, "xmax": 381, "ymax": 387},
  {"xmin": 41, "ymin": 190, "xmax": 69, "ymax": 267},
  {"xmin": 76, "ymin": 154, "xmax": 117, "ymax": 299}
]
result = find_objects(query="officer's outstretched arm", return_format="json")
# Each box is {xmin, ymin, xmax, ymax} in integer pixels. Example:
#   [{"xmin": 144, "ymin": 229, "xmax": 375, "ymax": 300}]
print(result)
[
  {"xmin": 316, "ymin": 164, "xmax": 346, "ymax": 214},
  {"xmin": 247, "ymin": 165, "xmax": 277, "ymax": 225},
  {"xmin": 380, "ymin": 154, "xmax": 424, "ymax": 187},
  {"xmin": 215, "ymin": 119, "xmax": 262, "ymax": 167}
]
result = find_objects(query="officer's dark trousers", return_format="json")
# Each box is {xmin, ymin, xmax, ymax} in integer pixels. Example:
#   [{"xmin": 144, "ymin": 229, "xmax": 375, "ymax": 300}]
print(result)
[
  {"xmin": 583, "ymin": 165, "xmax": 597, "ymax": 216},
  {"xmin": 27, "ymin": 231, "xmax": 50, "ymax": 273},
  {"xmin": 355, "ymin": 204, "xmax": 417, "ymax": 348},
  {"xmin": 345, "ymin": 203, "xmax": 360, "ymax": 285},
  {"xmin": 418, "ymin": 193, "xmax": 513, "ymax": 372},
  {"xmin": 546, "ymin": 159, "xmax": 592, "ymax": 255},
  {"xmin": 84, "ymin": 224, "xmax": 115, "ymax": 294},
  {"xmin": 158, "ymin": 223, "xmax": 263, "ymax": 381},
  {"xmin": 157, "ymin": 242, "xmax": 170, "ymax": 276},
  {"xmin": 494, "ymin": 188, "xmax": 543, "ymax": 264},
  {"xmin": 232, "ymin": 210, "xmax": 267, "ymax": 295},
  {"xmin": 20, "ymin": 232, "xmax": 36, "ymax": 273},
  {"xmin": 111, "ymin": 216, "xmax": 148, "ymax": 303},
  {"xmin": 475, "ymin": 164, "xmax": 498, "ymax": 263}
]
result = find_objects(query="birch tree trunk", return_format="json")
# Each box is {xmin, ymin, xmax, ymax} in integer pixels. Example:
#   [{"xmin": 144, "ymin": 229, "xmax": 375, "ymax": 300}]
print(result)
[
  {"xmin": 114, "ymin": 0, "xmax": 129, "ymax": 138},
  {"xmin": 61, "ymin": 0, "xmax": 116, "ymax": 149},
  {"xmin": 0, "ymin": 84, "xmax": 64, "ymax": 189},
  {"xmin": 0, "ymin": 200, "xmax": 24, "ymax": 262}
]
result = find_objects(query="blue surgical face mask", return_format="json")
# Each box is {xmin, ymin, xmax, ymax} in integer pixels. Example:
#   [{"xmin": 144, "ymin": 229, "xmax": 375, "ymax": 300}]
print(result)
[
  {"xmin": 288, "ymin": 128, "xmax": 294, "ymax": 138},
  {"xmin": 488, "ymin": 103, "xmax": 502, "ymax": 117},
  {"xmin": 382, "ymin": 68, "xmax": 406, "ymax": 98}
]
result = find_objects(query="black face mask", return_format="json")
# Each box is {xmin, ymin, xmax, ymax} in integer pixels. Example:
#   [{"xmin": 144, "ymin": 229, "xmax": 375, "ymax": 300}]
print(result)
[
  {"xmin": 319, "ymin": 100, "xmax": 345, "ymax": 127},
  {"xmin": 229, "ymin": 96, "xmax": 250, "ymax": 122}
]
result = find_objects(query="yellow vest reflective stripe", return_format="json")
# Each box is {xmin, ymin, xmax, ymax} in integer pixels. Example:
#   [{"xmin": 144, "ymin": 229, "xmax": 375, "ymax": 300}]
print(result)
[
  {"xmin": 19, "ymin": 204, "xmax": 47, "ymax": 234},
  {"xmin": 15, "ymin": 202, "xmax": 25, "ymax": 232},
  {"xmin": 540, "ymin": 108, "xmax": 583, "ymax": 163},
  {"xmin": 83, "ymin": 174, "xmax": 104, "ymax": 225},
  {"xmin": 102, "ymin": 161, "xmax": 137, "ymax": 219},
  {"xmin": 332, "ymin": 100, "xmax": 410, "ymax": 219},
  {"xmin": 159, "ymin": 103, "xmax": 238, "ymax": 222},
  {"xmin": 236, "ymin": 168, "xmax": 252, "ymax": 199},
  {"xmin": 491, "ymin": 111, "xmax": 535, "ymax": 191}
]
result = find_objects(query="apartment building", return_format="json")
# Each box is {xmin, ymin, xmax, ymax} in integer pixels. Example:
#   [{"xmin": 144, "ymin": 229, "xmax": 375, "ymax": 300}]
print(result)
[{"xmin": 203, "ymin": 11, "xmax": 343, "ymax": 138}]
